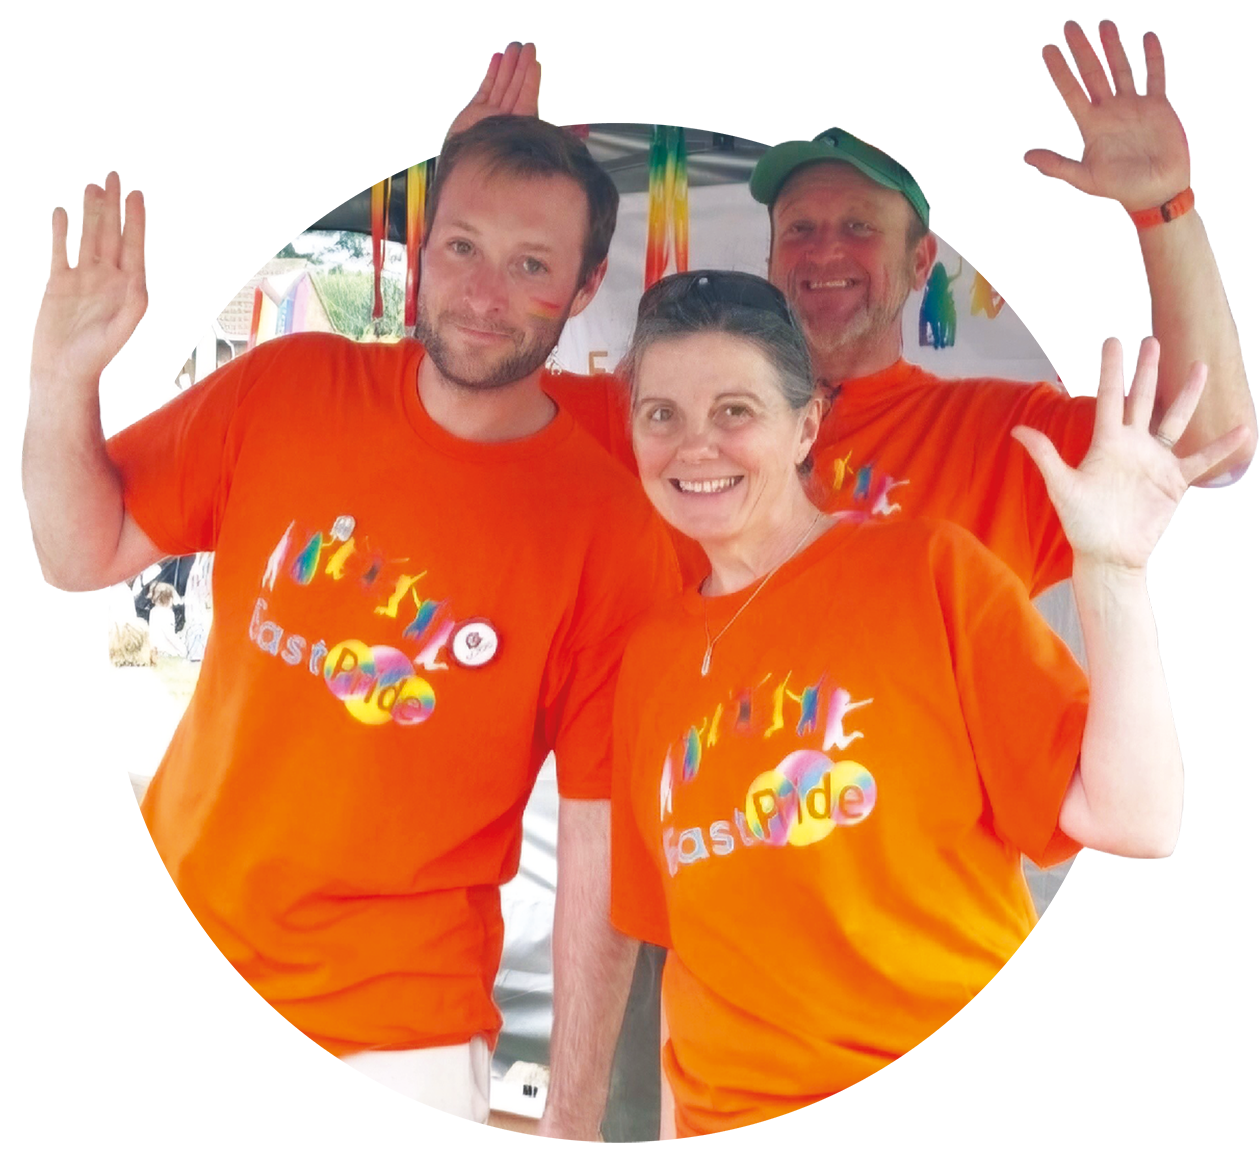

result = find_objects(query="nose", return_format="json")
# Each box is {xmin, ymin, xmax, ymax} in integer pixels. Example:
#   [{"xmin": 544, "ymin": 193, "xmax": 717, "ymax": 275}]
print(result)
[
  {"xmin": 804, "ymin": 222, "xmax": 845, "ymax": 262},
  {"xmin": 461, "ymin": 259, "xmax": 510, "ymax": 315},
  {"xmin": 675, "ymin": 422, "xmax": 720, "ymax": 463}
]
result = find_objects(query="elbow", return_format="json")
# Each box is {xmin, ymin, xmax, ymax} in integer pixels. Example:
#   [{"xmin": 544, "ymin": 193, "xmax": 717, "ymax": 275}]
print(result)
[
  {"xmin": 1194, "ymin": 422, "xmax": 1257, "ymax": 487},
  {"xmin": 32, "ymin": 539, "xmax": 111, "ymax": 593}
]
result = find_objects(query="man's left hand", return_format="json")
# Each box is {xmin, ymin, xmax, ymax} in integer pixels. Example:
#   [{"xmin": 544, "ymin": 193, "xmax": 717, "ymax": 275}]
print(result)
[{"xmin": 1024, "ymin": 20, "xmax": 1190, "ymax": 212}]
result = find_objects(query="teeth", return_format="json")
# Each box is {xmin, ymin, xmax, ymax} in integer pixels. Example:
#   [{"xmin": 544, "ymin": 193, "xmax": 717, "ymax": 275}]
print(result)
[
  {"xmin": 675, "ymin": 477, "xmax": 740, "ymax": 494},
  {"xmin": 809, "ymin": 279, "xmax": 856, "ymax": 289}
]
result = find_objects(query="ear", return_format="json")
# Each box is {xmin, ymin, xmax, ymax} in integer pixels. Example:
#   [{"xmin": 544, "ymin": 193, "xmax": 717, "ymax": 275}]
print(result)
[
  {"xmin": 797, "ymin": 393, "xmax": 825, "ymax": 464},
  {"xmin": 568, "ymin": 257, "xmax": 608, "ymax": 319},
  {"xmin": 910, "ymin": 231, "xmax": 938, "ymax": 293}
]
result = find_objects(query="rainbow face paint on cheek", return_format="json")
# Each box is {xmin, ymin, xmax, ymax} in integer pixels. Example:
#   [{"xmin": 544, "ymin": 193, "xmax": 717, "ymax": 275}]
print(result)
[{"xmin": 527, "ymin": 296, "xmax": 564, "ymax": 321}]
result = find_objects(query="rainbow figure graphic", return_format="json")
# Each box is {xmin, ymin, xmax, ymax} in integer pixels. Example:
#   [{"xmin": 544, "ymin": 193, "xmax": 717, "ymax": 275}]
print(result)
[
  {"xmin": 970, "ymin": 271, "xmax": 1005, "ymax": 319},
  {"xmin": 918, "ymin": 259, "xmax": 963, "ymax": 349}
]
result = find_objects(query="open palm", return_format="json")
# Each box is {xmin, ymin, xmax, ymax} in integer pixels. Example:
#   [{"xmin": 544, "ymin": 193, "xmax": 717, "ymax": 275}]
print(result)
[
  {"xmin": 1025, "ymin": 21, "xmax": 1190, "ymax": 213},
  {"xmin": 1013, "ymin": 338, "xmax": 1247, "ymax": 572},
  {"xmin": 33, "ymin": 172, "xmax": 147, "ymax": 385}
]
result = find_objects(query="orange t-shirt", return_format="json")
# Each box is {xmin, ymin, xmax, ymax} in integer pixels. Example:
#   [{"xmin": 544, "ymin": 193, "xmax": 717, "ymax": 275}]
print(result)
[
  {"xmin": 107, "ymin": 333, "xmax": 678, "ymax": 1055},
  {"xmin": 610, "ymin": 517, "xmax": 1088, "ymax": 1136},
  {"xmin": 545, "ymin": 361, "xmax": 1096, "ymax": 595}
]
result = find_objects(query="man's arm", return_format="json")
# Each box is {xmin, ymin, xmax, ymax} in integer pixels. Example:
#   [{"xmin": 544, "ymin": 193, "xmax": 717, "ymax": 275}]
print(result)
[
  {"xmin": 1025, "ymin": 20, "xmax": 1255, "ymax": 483},
  {"xmin": 538, "ymin": 796, "xmax": 638, "ymax": 1141},
  {"xmin": 23, "ymin": 171, "xmax": 164, "ymax": 590}
]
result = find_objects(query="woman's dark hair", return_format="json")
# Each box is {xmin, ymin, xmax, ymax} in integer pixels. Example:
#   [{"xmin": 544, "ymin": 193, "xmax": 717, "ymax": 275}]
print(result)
[{"xmin": 619, "ymin": 271, "xmax": 818, "ymax": 474}]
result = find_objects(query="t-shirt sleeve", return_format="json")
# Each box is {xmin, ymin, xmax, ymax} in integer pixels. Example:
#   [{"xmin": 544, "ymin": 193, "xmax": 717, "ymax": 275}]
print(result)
[
  {"xmin": 1016, "ymin": 385, "xmax": 1097, "ymax": 596},
  {"xmin": 544, "ymin": 499, "xmax": 681, "ymax": 801},
  {"xmin": 932, "ymin": 522, "xmax": 1089, "ymax": 867},
  {"xmin": 105, "ymin": 341, "xmax": 278, "ymax": 556},
  {"xmin": 610, "ymin": 633, "xmax": 673, "ymax": 947}
]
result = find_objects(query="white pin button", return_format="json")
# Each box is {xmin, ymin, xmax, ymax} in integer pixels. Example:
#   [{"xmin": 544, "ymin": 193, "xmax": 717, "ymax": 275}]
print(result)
[{"xmin": 452, "ymin": 619, "xmax": 499, "ymax": 668}]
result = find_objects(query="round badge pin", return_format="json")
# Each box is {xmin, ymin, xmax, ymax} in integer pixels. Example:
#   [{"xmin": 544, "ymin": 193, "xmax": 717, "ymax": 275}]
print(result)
[{"xmin": 451, "ymin": 619, "xmax": 499, "ymax": 668}]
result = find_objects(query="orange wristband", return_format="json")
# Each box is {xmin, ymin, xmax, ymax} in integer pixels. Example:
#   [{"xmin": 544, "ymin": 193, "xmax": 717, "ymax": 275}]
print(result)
[{"xmin": 1129, "ymin": 187, "xmax": 1194, "ymax": 229}]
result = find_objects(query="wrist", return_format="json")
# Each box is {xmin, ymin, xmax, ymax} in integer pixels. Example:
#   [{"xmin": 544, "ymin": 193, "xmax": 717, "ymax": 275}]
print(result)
[
  {"xmin": 30, "ymin": 362, "xmax": 102, "ymax": 398},
  {"xmin": 1129, "ymin": 186, "xmax": 1194, "ymax": 229},
  {"xmin": 1072, "ymin": 555, "xmax": 1150, "ymax": 592}
]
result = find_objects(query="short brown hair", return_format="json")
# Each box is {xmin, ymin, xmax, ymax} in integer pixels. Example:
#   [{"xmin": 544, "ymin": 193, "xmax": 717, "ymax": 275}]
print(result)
[{"xmin": 426, "ymin": 115, "xmax": 619, "ymax": 288}]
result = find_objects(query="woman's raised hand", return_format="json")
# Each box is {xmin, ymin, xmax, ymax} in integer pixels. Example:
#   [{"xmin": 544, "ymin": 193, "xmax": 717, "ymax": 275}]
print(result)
[{"xmin": 1013, "ymin": 337, "xmax": 1250, "ymax": 572}]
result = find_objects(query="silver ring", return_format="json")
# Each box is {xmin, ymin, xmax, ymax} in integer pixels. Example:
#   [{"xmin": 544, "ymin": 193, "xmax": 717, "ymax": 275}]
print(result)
[{"xmin": 1154, "ymin": 431, "xmax": 1177, "ymax": 450}]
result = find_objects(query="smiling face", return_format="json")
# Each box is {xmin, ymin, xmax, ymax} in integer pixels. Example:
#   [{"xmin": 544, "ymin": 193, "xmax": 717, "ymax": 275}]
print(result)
[
  {"xmin": 767, "ymin": 162, "xmax": 936, "ymax": 380},
  {"xmin": 631, "ymin": 331, "xmax": 821, "ymax": 555},
  {"xmin": 416, "ymin": 157, "xmax": 601, "ymax": 391}
]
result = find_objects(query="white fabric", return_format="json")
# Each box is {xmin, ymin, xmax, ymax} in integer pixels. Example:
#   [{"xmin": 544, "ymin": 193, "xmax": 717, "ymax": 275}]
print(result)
[
  {"xmin": 341, "ymin": 1036, "xmax": 491, "ymax": 1123},
  {"xmin": 148, "ymin": 605, "xmax": 184, "ymax": 657}
]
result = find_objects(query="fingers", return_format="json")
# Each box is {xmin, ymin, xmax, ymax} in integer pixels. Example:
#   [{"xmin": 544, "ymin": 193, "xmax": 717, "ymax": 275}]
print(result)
[
  {"xmin": 1012, "ymin": 424, "xmax": 1072, "ymax": 498},
  {"xmin": 1179, "ymin": 423, "xmax": 1252, "ymax": 485},
  {"xmin": 98, "ymin": 171, "xmax": 123, "ymax": 268},
  {"xmin": 501, "ymin": 42, "xmax": 537, "ymax": 113},
  {"xmin": 1094, "ymin": 336, "xmax": 1126, "ymax": 435},
  {"xmin": 78, "ymin": 181, "xmax": 104, "ymax": 266},
  {"xmin": 1125, "ymin": 336, "xmax": 1161, "ymax": 432},
  {"xmin": 120, "ymin": 189, "xmax": 146, "ymax": 276},
  {"xmin": 1023, "ymin": 148, "xmax": 1087, "ymax": 191},
  {"xmin": 471, "ymin": 51, "xmax": 503, "ymax": 105},
  {"xmin": 1098, "ymin": 20, "xmax": 1136, "ymax": 96},
  {"xmin": 51, "ymin": 206, "xmax": 69, "ymax": 273},
  {"xmin": 1149, "ymin": 361, "xmax": 1206, "ymax": 455},
  {"xmin": 519, "ymin": 47, "xmax": 544, "ymax": 116},
  {"xmin": 1144, "ymin": 31, "xmax": 1166, "ymax": 97},
  {"xmin": 487, "ymin": 41, "xmax": 522, "ymax": 108},
  {"xmin": 1063, "ymin": 20, "xmax": 1112, "ymax": 103},
  {"xmin": 1041, "ymin": 43, "xmax": 1091, "ymax": 121}
]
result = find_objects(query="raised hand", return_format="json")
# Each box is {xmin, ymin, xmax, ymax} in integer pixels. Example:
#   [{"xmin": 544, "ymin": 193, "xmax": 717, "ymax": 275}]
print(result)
[
  {"xmin": 1012, "ymin": 338, "xmax": 1250, "ymax": 572},
  {"xmin": 445, "ymin": 41, "xmax": 541, "ymax": 140},
  {"xmin": 33, "ymin": 171, "xmax": 147, "ymax": 388},
  {"xmin": 1024, "ymin": 21, "xmax": 1190, "ymax": 213}
]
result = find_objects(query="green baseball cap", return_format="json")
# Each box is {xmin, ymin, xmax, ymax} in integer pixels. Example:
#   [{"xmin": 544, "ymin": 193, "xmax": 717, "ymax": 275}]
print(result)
[{"xmin": 750, "ymin": 127, "xmax": 930, "ymax": 229}]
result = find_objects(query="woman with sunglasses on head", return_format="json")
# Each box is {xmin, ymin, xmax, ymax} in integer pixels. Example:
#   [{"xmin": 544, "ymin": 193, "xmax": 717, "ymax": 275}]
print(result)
[{"xmin": 608, "ymin": 271, "xmax": 1248, "ymax": 1137}]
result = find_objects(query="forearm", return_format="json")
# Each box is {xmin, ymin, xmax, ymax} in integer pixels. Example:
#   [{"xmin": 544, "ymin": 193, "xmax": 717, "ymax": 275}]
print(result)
[
  {"xmin": 1141, "ymin": 210, "xmax": 1256, "ymax": 480},
  {"xmin": 1059, "ymin": 560, "xmax": 1182, "ymax": 856},
  {"xmin": 659, "ymin": 999, "xmax": 676, "ymax": 1140},
  {"xmin": 541, "ymin": 797, "xmax": 638, "ymax": 1140},
  {"xmin": 23, "ymin": 369, "xmax": 133, "ymax": 591}
]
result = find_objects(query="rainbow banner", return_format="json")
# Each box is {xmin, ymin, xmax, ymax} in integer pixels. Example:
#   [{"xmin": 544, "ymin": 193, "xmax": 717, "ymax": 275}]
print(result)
[
  {"xmin": 404, "ymin": 160, "xmax": 432, "ymax": 332},
  {"xmin": 367, "ymin": 71, "xmax": 388, "ymax": 321},
  {"xmin": 644, "ymin": 126, "xmax": 689, "ymax": 289}
]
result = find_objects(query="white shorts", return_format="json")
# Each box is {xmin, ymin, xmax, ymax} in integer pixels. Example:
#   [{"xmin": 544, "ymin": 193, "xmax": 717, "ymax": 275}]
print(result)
[{"xmin": 342, "ymin": 1036, "xmax": 492, "ymax": 1123}]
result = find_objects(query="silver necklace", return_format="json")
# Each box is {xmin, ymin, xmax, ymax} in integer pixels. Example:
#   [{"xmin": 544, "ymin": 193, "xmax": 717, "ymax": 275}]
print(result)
[{"xmin": 700, "ymin": 511, "xmax": 823, "ymax": 676}]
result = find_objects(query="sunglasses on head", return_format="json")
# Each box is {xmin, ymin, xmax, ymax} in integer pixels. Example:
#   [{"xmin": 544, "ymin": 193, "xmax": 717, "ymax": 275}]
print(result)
[{"xmin": 637, "ymin": 270, "xmax": 796, "ymax": 327}]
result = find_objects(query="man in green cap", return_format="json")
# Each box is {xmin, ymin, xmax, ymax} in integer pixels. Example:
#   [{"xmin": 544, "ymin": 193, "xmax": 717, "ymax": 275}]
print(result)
[{"xmin": 747, "ymin": 19, "xmax": 1253, "ymax": 596}]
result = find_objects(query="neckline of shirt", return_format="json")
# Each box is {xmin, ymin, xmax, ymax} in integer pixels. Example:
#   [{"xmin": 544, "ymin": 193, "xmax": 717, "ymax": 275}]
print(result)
[
  {"xmin": 680, "ymin": 515, "xmax": 859, "ymax": 616},
  {"xmin": 399, "ymin": 344, "xmax": 577, "ymax": 463},
  {"xmin": 816, "ymin": 358, "xmax": 928, "ymax": 438}
]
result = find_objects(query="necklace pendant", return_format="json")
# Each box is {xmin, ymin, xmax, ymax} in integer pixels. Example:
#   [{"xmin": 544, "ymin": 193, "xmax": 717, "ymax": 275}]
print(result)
[{"xmin": 700, "ymin": 648, "xmax": 712, "ymax": 677}]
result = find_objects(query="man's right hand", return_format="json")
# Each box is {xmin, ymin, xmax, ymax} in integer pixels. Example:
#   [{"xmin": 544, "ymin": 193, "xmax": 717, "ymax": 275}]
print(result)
[
  {"xmin": 444, "ymin": 42, "xmax": 541, "ymax": 141},
  {"xmin": 24, "ymin": 171, "xmax": 162, "ymax": 593},
  {"xmin": 33, "ymin": 171, "xmax": 147, "ymax": 388}
]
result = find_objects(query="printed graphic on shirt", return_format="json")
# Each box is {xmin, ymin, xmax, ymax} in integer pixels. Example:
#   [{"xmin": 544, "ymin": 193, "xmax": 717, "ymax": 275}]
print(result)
[
  {"xmin": 820, "ymin": 449, "xmax": 910, "ymax": 524},
  {"xmin": 247, "ymin": 515, "xmax": 481, "ymax": 727},
  {"xmin": 658, "ymin": 670, "xmax": 877, "ymax": 876}
]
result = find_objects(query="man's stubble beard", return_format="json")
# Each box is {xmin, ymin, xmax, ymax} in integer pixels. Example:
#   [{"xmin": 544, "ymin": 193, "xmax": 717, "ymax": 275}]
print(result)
[
  {"xmin": 415, "ymin": 298, "xmax": 569, "ymax": 392},
  {"xmin": 786, "ymin": 261, "xmax": 915, "ymax": 379}
]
